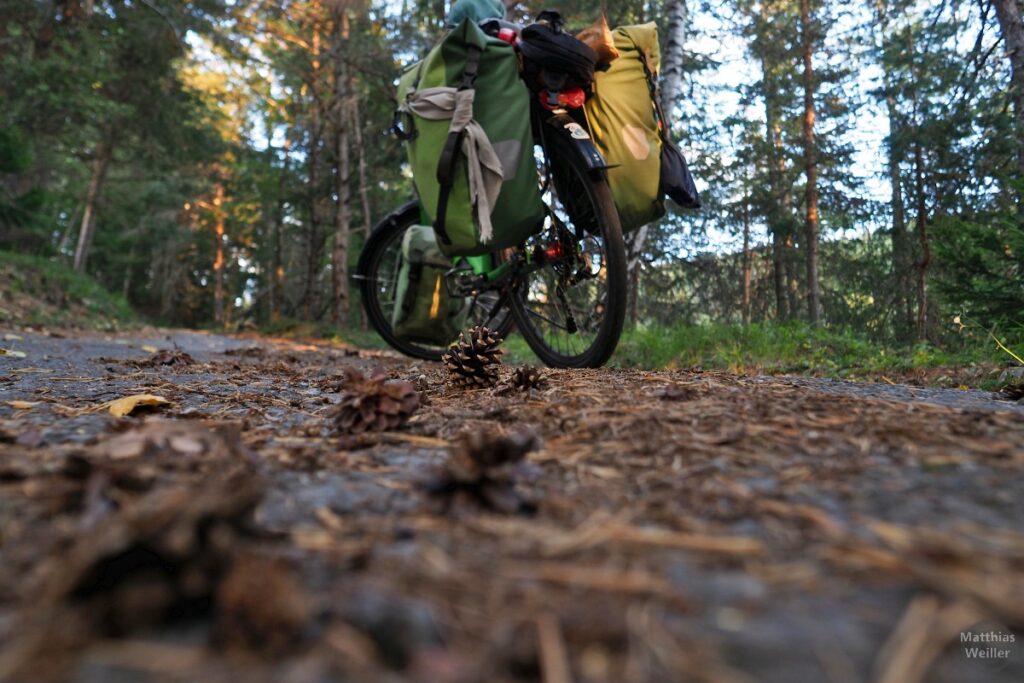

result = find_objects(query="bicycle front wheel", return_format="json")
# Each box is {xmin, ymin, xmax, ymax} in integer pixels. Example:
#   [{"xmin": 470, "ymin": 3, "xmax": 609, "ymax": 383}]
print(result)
[{"xmin": 509, "ymin": 130, "xmax": 627, "ymax": 368}]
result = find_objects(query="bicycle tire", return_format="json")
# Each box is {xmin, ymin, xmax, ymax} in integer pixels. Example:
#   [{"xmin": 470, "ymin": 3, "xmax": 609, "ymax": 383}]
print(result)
[{"xmin": 508, "ymin": 133, "xmax": 628, "ymax": 368}]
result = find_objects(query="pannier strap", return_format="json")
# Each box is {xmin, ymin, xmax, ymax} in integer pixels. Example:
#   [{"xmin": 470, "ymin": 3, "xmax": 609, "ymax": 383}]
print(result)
[
  {"xmin": 639, "ymin": 53, "xmax": 670, "ymax": 140},
  {"xmin": 436, "ymin": 46, "xmax": 484, "ymax": 245}
]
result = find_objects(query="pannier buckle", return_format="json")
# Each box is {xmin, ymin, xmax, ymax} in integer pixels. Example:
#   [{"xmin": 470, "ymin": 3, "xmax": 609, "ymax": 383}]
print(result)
[{"xmin": 390, "ymin": 110, "xmax": 418, "ymax": 141}]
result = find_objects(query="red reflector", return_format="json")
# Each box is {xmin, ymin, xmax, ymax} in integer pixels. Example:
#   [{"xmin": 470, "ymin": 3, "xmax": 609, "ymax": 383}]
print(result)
[
  {"xmin": 544, "ymin": 243, "xmax": 564, "ymax": 260},
  {"xmin": 539, "ymin": 88, "xmax": 587, "ymax": 111},
  {"xmin": 559, "ymin": 88, "xmax": 586, "ymax": 109}
]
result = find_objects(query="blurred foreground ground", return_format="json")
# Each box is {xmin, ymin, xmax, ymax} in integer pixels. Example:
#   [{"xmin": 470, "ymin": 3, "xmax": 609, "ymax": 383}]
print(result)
[{"xmin": 0, "ymin": 328, "xmax": 1022, "ymax": 683}]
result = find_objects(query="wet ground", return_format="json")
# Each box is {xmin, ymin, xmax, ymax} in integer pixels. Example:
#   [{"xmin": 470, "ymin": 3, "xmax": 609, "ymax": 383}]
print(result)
[{"xmin": 0, "ymin": 328, "xmax": 1022, "ymax": 683}]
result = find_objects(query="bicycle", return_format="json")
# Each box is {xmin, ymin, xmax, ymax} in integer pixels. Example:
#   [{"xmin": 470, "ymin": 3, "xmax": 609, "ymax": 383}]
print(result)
[{"xmin": 356, "ymin": 31, "xmax": 627, "ymax": 369}]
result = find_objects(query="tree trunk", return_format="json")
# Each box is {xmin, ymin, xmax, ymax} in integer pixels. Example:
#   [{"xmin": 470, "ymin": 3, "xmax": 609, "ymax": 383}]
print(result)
[
  {"xmin": 765, "ymin": 115, "xmax": 794, "ymax": 321},
  {"xmin": 121, "ymin": 233, "xmax": 137, "ymax": 300},
  {"xmin": 886, "ymin": 92, "xmax": 912, "ymax": 336},
  {"xmin": 771, "ymin": 228, "xmax": 786, "ymax": 320},
  {"xmin": 660, "ymin": 0, "xmax": 688, "ymax": 118},
  {"xmin": 874, "ymin": 0, "xmax": 912, "ymax": 338},
  {"xmin": 301, "ymin": 17, "xmax": 324, "ymax": 321},
  {"xmin": 270, "ymin": 140, "xmax": 290, "ymax": 323},
  {"xmin": 785, "ymin": 234, "xmax": 800, "ymax": 317},
  {"xmin": 799, "ymin": 0, "xmax": 821, "ymax": 325},
  {"xmin": 907, "ymin": 26, "xmax": 930, "ymax": 340},
  {"xmin": 330, "ymin": 7, "xmax": 352, "ymax": 325},
  {"xmin": 212, "ymin": 182, "xmax": 226, "ymax": 328},
  {"xmin": 994, "ymin": 0, "xmax": 1024, "ymax": 176},
  {"xmin": 758, "ymin": 0, "xmax": 793, "ymax": 321},
  {"xmin": 626, "ymin": 227, "xmax": 646, "ymax": 324},
  {"xmin": 72, "ymin": 136, "xmax": 112, "ymax": 272},
  {"xmin": 350, "ymin": 91, "xmax": 372, "ymax": 237},
  {"xmin": 913, "ymin": 137, "xmax": 929, "ymax": 340},
  {"xmin": 742, "ymin": 188, "xmax": 751, "ymax": 326},
  {"xmin": 33, "ymin": 0, "xmax": 57, "ymax": 58}
]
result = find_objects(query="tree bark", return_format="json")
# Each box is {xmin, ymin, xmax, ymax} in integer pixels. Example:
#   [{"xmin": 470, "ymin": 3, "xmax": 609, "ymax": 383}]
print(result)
[
  {"xmin": 121, "ymin": 232, "xmax": 137, "ymax": 300},
  {"xmin": 907, "ymin": 26, "xmax": 930, "ymax": 340},
  {"xmin": 350, "ymin": 91, "xmax": 372, "ymax": 237},
  {"xmin": 330, "ymin": 6, "xmax": 352, "ymax": 325},
  {"xmin": 886, "ymin": 92, "xmax": 913, "ymax": 335},
  {"xmin": 742, "ymin": 186, "xmax": 751, "ymax": 326},
  {"xmin": 33, "ymin": 0, "xmax": 57, "ymax": 59},
  {"xmin": 270, "ymin": 140, "xmax": 290, "ymax": 323},
  {"xmin": 994, "ymin": 0, "xmax": 1024, "ymax": 176},
  {"xmin": 874, "ymin": 0, "xmax": 912, "ymax": 337},
  {"xmin": 212, "ymin": 182, "xmax": 226, "ymax": 328},
  {"xmin": 301, "ymin": 14, "xmax": 325, "ymax": 320},
  {"xmin": 799, "ymin": 0, "xmax": 821, "ymax": 325},
  {"xmin": 72, "ymin": 136, "xmax": 112, "ymax": 272},
  {"xmin": 913, "ymin": 137, "xmax": 929, "ymax": 340},
  {"xmin": 763, "ymin": 98, "xmax": 791, "ymax": 319},
  {"xmin": 660, "ymin": 0, "xmax": 688, "ymax": 118},
  {"xmin": 757, "ymin": 0, "xmax": 795, "ymax": 321},
  {"xmin": 785, "ymin": 233, "xmax": 800, "ymax": 317}
]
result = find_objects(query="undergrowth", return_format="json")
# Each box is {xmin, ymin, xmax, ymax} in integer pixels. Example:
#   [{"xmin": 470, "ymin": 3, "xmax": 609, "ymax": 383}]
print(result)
[
  {"xmin": 506, "ymin": 321, "xmax": 1023, "ymax": 388},
  {"xmin": 0, "ymin": 250, "xmax": 136, "ymax": 329}
]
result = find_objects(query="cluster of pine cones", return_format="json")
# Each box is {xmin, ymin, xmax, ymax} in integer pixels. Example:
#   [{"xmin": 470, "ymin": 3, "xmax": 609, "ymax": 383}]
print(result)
[
  {"xmin": 328, "ymin": 325, "xmax": 550, "ymax": 438},
  {"xmin": 443, "ymin": 326, "xmax": 547, "ymax": 392}
]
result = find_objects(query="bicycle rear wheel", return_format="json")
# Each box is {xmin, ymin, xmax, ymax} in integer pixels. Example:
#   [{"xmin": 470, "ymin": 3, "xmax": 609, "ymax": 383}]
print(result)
[
  {"xmin": 509, "ymin": 131, "xmax": 627, "ymax": 368},
  {"xmin": 357, "ymin": 200, "xmax": 513, "ymax": 361}
]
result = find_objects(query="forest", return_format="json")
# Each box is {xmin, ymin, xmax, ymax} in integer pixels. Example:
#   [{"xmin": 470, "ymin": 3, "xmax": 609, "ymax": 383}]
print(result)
[{"xmin": 2, "ymin": 0, "xmax": 1021, "ymax": 349}]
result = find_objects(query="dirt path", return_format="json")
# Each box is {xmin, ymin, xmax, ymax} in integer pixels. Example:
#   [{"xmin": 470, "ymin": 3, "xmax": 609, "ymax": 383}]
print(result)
[{"xmin": 1, "ymin": 329, "xmax": 1022, "ymax": 683}]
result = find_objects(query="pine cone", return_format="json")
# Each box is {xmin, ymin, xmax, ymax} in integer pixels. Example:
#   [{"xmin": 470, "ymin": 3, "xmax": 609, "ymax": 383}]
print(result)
[
  {"xmin": 999, "ymin": 381, "xmax": 1024, "ymax": 402},
  {"xmin": 509, "ymin": 366, "xmax": 547, "ymax": 392},
  {"xmin": 330, "ymin": 368, "xmax": 421, "ymax": 435},
  {"xmin": 443, "ymin": 326, "xmax": 504, "ymax": 388},
  {"xmin": 420, "ymin": 428, "xmax": 540, "ymax": 514}
]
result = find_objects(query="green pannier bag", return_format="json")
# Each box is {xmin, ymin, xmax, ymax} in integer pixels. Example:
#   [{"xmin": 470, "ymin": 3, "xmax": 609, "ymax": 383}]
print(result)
[
  {"xmin": 585, "ymin": 23, "xmax": 666, "ymax": 232},
  {"xmin": 391, "ymin": 225, "xmax": 469, "ymax": 345},
  {"xmin": 396, "ymin": 18, "xmax": 545, "ymax": 257}
]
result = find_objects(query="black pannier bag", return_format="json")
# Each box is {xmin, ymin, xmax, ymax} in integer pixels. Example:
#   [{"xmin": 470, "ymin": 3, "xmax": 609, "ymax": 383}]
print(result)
[
  {"xmin": 640, "ymin": 51, "xmax": 701, "ymax": 210},
  {"xmin": 660, "ymin": 135, "xmax": 701, "ymax": 209},
  {"xmin": 518, "ymin": 10, "xmax": 600, "ymax": 95}
]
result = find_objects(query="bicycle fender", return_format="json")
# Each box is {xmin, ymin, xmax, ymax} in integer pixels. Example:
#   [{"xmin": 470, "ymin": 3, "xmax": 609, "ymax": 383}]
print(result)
[
  {"xmin": 353, "ymin": 199, "xmax": 420, "ymax": 281},
  {"xmin": 543, "ymin": 113, "xmax": 612, "ymax": 171}
]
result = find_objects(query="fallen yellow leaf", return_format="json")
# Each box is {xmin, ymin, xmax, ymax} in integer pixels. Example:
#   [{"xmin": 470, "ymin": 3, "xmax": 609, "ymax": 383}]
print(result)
[
  {"xmin": 107, "ymin": 394, "xmax": 170, "ymax": 417},
  {"xmin": 141, "ymin": 345, "xmax": 159, "ymax": 353},
  {"xmin": 3, "ymin": 334, "xmax": 22, "ymax": 341},
  {"xmin": 5, "ymin": 400, "xmax": 40, "ymax": 410},
  {"xmin": 0, "ymin": 348, "xmax": 27, "ymax": 358}
]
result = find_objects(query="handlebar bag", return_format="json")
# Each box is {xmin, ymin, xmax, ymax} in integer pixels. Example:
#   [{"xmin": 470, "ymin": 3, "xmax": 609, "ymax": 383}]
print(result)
[
  {"xmin": 519, "ymin": 10, "xmax": 600, "ymax": 94},
  {"xmin": 584, "ymin": 23, "xmax": 666, "ymax": 232},
  {"xmin": 391, "ymin": 225, "xmax": 469, "ymax": 345},
  {"xmin": 397, "ymin": 18, "xmax": 545, "ymax": 257}
]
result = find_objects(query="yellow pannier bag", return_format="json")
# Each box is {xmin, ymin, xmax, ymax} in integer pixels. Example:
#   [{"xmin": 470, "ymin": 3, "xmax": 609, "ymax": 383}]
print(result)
[{"xmin": 585, "ymin": 23, "xmax": 665, "ymax": 232}]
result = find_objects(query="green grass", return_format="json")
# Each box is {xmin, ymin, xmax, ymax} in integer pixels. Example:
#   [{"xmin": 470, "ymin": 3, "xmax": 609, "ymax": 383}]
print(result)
[
  {"xmin": 0, "ymin": 250, "xmax": 137, "ymax": 329},
  {"xmin": 269, "ymin": 309, "xmax": 1024, "ymax": 390},
  {"xmin": 506, "ymin": 321, "xmax": 1022, "ymax": 388}
]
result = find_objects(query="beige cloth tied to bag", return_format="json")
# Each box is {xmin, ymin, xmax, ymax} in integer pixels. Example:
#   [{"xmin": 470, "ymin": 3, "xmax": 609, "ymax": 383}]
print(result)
[{"xmin": 401, "ymin": 87, "xmax": 504, "ymax": 243}]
